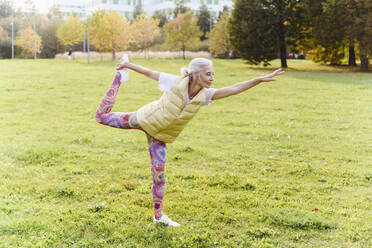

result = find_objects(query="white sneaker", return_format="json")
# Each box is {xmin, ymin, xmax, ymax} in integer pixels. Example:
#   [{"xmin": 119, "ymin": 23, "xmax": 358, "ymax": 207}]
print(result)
[
  {"xmin": 117, "ymin": 54, "xmax": 129, "ymax": 83},
  {"xmin": 153, "ymin": 214, "xmax": 180, "ymax": 227}
]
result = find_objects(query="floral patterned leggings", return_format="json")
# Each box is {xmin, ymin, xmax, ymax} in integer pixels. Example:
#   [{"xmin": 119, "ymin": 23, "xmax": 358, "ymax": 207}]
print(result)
[{"xmin": 95, "ymin": 73, "xmax": 166, "ymax": 220}]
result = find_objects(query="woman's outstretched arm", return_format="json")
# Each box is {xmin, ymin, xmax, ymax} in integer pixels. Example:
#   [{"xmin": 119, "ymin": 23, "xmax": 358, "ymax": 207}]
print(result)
[
  {"xmin": 116, "ymin": 59, "xmax": 160, "ymax": 81},
  {"xmin": 212, "ymin": 68, "xmax": 285, "ymax": 100}
]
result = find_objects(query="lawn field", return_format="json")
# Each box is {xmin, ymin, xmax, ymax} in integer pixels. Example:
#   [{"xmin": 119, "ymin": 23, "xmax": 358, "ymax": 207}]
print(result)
[{"xmin": 0, "ymin": 59, "xmax": 371, "ymax": 248}]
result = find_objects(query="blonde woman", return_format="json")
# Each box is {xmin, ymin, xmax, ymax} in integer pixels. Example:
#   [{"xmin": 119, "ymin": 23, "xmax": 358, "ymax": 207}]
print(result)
[{"xmin": 95, "ymin": 57, "xmax": 284, "ymax": 226}]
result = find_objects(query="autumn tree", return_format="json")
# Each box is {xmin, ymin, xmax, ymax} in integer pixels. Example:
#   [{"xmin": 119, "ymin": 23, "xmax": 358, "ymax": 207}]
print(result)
[
  {"xmin": 129, "ymin": 13, "xmax": 160, "ymax": 58},
  {"xmin": 89, "ymin": 10, "xmax": 130, "ymax": 60},
  {"xmin": 105, "ymin": 10, "xmax": 130, "ymax": 60},
  {"xmin": 211, "ymin": 11, "xmax": 231, "ymax": 58},
  {"xmin": 89, "ymin": 10, "xmax": 108, "ymax": 59},
  {"xmin": 164, "ymin": 11, "xmax": 202, "ymax": 59},
  {"xmin": 56, "ymin": 15, "xmax": 84, "ymax": 48},
  {"xmin": 0, "ymin": 26, "xmax": 7, "ymax": 39},
  {"xmin": 15, "ymin": 26, "xmax": 42, "ymax": 58}
]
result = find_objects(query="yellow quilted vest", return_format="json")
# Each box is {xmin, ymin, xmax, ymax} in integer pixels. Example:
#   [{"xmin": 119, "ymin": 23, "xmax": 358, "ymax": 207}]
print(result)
[{"xmin": 136, "ymin": 76, "xmax": 206, "ymax": 143}]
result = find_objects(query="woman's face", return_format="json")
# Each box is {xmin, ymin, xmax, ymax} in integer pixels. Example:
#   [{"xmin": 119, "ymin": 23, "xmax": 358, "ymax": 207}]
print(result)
[{"xmin": 194, "ymin": 65, "xmax": 214, "ymax": 88}]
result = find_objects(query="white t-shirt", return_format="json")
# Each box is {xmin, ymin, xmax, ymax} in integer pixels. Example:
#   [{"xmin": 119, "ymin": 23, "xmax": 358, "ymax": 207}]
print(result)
[{"xmin": 158, "ymin": 73, "xmax": 216, "ymax": 106}]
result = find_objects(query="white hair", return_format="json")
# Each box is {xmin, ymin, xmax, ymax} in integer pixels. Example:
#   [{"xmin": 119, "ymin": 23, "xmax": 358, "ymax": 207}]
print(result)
[{"xmin": 180, "ymin": 58, "xmax": 212, "ymax": 80}]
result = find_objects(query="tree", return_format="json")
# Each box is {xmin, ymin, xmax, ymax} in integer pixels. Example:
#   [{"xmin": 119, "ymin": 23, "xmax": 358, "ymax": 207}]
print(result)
[
  {"xmin": 352, "ymin": 0, "xmax": 372, "ymax": 71},
  {"xmin": 164, "ymin": 11, "xmax": 202, "ymax": 59},
  {"xmin": 152, "ymin": 10, "xmax": 168, "ymax": 28},
  {"xmin": 211, "ymin": 11, "xmax": 231, "ymax": 58},
  {"xmin": 38, "ymin": 15, "xmax": 63, "ymax": 58},
  {"xmin": 300, "ymin": 0, "xmax": 371, "ymax": 70},
  {"xmin": 15, "ymin": 26, "xmax": 42, "ymax": 58},
  {"xmin": 218, "ymin": 6, "xmax": 229, "ymax": 20},
  {"xmin": 341, "ymin": 0, "xmax": 357, "ymax": 66},
  {"xmin": 0, "ymin": 26, "xmax": 8, "ymax": 39},
  {"xmin": 197, "ymin": 4, "xmax": 211, "ymax": 40},
  {"xmin": 56, "ymin": 15, "xmax": 84, "ymax": 48},
  {"xmin": 104, "ymin": 10, "xmax": 130, "ymax": 60},
  {"xmin": 229, "ymin": 0, "xmax": 302, "ymax": 68},
  {"xmin": 133, "ymin": 2, "xmax": 144, "ymax": 19},
  {"xmin": 129, "ymin": 13, "xmax": 160, "ymax": 57},
  {"xmin": 89, "ymin": 10, "xmax": 130, "ymax": 60},
  {"xmin": 0, "ymin": 25, "xmax": 11, "ymax": 58},
  {"xmin": 0, "ymin": 0, "xmax": 14, "ymax": 18},
  {"xmin": 311, "ymin": 0, "xmax": 348, "ymax": 65},
  {"xmin": 173, "ymin": 0, "xmax": 191, "ymax": 18},
  {"xmin": 0, "ymin": 10, "xmax": 24, "ymax": 58},
  {"xmin": 47, "ymin": 6, "xmax": 63, "ymax": 20},
  {"xmin": 89, "ymin": 10, "xmax": 108, "ymax": 60}
]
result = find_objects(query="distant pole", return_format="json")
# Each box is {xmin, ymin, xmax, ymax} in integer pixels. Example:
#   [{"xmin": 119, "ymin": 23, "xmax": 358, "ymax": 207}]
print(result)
[
  {"xmin": 178, "ymin": 8, "xmax": 181, "ymax": 59},
  {"xmin": 83, "ymin": 31, "xmax": 86, "ymax": 53},
  {"xmin": 34, "ymin": 13, "xmax": 37, "ymax": 59},
  {"xmin": 11, "ymin": 16, "xmax": 14, "ymax": 59},
  {"xmin": 87, "ymin": 21, "xmax": 90, "ymax": 64},
  {"xmin": 209, "ymin": 11, "xmax": 213, "ymax": 58}
]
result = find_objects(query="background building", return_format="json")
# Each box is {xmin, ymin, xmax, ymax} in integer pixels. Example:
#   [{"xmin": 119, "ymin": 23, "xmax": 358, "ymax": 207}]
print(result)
[
  {"xmin": 53, "ymin": 0, "xmax": 87, "ymax": 19},
  {"xmin": 51, "ymin": 0, "xmax": 233, "ymax": 19},
  {"xmin": 143, "ymin": 0, "xmax": 234, "ymax": 19},
  {"xmin": 89, "ymin": 0, "xmax": 137, "ymax": 19}
]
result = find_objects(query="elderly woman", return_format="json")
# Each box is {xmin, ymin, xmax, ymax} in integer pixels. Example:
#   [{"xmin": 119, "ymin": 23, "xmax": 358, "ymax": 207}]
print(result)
[{"xmin": 95, "ymin": 57, "xmax": 284, "ymax": 226}]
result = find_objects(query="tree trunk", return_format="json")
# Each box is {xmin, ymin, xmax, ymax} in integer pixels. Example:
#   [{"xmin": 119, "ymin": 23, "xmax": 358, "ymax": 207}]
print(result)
[
  {"xmin": 348, "ymin": 44, "xmax": 356, "ymax": 66},
  {"xmin": 279, "ymin": 28, "xmax": 287, "ymax": 68},
  {"xmin": 182, "ymin": 47, "xmax": 186, "ymax": 60},
  {"xmin": 360, "ymin": 54, "xmax": 369, "ymax": 71},
  {"xmin": 112, "ymin": 50, "xmax": 116, "ymax": 61},
  {"xmin": 277, "ymin": 2, "xmax": 287, "ymax": 68}
]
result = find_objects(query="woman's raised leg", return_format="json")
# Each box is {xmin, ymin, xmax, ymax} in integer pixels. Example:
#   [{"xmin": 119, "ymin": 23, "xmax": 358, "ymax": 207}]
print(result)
[{"xmin": 96, "ymin": 72, "xmax": 140, "ymax": 129}]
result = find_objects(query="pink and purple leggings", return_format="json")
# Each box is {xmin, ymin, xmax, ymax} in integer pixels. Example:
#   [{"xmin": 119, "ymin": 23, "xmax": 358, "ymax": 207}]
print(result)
[{"xmin": 95, "ymin": 73, "xmax": 165, "ymax": 220}]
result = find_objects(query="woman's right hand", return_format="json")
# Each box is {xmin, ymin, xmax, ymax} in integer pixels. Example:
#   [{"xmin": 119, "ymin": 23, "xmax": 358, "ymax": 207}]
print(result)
[{"xmin": 116, "ymin": 59, "xmax": 129, "ymax": 70}]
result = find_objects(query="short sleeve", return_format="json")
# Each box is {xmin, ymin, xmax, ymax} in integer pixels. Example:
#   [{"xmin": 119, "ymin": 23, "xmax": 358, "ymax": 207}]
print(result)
[
  {"xmin": 158, "ymin": 73, "xmax": 179, "ymax": 92},
  {"xmin": 202, "ymin": 88, "xmax": 216, "ymax": 106}
]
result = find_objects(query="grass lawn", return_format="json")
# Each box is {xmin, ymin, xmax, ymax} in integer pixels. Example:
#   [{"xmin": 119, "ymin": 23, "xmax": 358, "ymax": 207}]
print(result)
[{"xmin": 0, "ymin": 58, "xmax": 371, "ymax": 248}]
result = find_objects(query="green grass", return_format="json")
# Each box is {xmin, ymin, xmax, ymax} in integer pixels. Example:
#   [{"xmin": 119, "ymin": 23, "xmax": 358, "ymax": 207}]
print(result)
[{"xmin": 0, "ymin": 58, "xmax": 371, "ymax": 248}]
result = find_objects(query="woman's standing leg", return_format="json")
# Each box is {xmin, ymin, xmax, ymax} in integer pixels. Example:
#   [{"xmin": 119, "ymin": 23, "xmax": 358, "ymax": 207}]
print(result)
[
  {"xmin": 96, "ymin": 72, "xmax": 141, "ymax": 130},
  {"xmin": 147, "ymin": 134, "xmax": 167, "ymax": 220}
]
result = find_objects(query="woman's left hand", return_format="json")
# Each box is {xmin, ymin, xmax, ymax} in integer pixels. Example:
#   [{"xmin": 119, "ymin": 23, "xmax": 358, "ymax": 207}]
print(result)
[{"xmin": 258, "ymin": 68, "xmax": 285, "ymax": 82}]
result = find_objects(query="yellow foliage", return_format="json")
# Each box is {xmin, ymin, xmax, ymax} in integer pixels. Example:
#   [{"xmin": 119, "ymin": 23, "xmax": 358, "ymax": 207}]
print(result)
[
  {"xmin": 89, "ymin": 10, "xmax": 108, "ymax": 53},
  {"xmin": 57, "ymin": 15, "xmax": 84, "ymax": 47},
  {"xmin": 129, "ymin": 14, "xmax": 160, "ymax": 56},
  {"xmin": 211, "ymin": 12, "xmax": 231, "ymax": 57},
  {"xmin": 89, "ymin": 10, "xmax": 130, "ymax": 59},
  {"xmin": 15, "ymin": 26, "xmax": 42, "ymax": 55},
  {"xmin": 0, "ymin": 26, "xmax": 8, "ymax": 39},
  {"xmin": 164, "ymin": 11, "xmax": 202, "ymax": 59}
]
